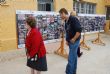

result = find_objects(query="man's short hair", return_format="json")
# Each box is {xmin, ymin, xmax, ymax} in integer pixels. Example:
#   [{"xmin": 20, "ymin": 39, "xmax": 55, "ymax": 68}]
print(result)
[{"xmin": 59, "ymin": 8, "xmax": 68, "ymax": 15}]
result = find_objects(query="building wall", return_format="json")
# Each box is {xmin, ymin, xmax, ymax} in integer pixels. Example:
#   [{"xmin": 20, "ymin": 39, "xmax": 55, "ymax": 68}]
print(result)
[
  {"xmin": 54, "ymin": 0, "xmax": 106, "ymax": 14},
  {"xmin": 105, "ymin": 0, "xmax": 110, "ymax": 6},
  {"xmin": 81, "ymin": 0, "xmax": 106, "ymax": 14},
  {"xmin": 0, "ymin": 0, "xmax": 110, "ymax": 51},
  {"xmin": 0, "ymin": 0, "xmax": 37, "ymax": 51},
  {"xmin": 54, "ymin": 0, "xmax": 73, "ymax": 12}
]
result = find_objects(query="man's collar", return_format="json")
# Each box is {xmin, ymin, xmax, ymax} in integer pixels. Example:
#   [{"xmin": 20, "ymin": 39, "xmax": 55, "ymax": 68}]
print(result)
[{"xmin": 65, "ymin": 15, "xmax": 70, "ymax": 23}]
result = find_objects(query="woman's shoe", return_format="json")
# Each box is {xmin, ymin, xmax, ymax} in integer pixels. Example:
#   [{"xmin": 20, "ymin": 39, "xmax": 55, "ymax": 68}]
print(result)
[{"xmin": 78, "ymin": 52, "xmax": 83, "ymax": 58}]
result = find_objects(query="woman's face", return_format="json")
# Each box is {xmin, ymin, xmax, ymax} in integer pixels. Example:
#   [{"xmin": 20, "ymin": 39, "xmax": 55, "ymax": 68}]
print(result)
[{"xmin": 25, "ymin": 22, "xmax": 31, "ymax": 30}]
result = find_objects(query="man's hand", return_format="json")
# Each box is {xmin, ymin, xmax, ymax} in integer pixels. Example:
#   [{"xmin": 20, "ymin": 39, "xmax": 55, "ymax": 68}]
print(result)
[
  {"xmin": 70, "ymin": 32, "xmax": 81, "ymax": 44},
  {"xmin": 70, "ymin": 38, "xmax": 76, "ymax": 44}
]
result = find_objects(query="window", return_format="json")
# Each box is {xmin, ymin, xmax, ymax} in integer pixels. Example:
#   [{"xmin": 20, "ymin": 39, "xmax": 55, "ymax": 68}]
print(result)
[
  {"xmin": 0, "ymin": 0, "xmax": 6, "ymax": 4},
  {"xmin": 74, "ymin": 2, "xmax": 96, "ymax": 14},
  {"xmin": 80, "ymin": 3, "xmax": 85, "ymax": 13},
  {"xmin": 37, "ymin": 0, "xmax": 54, "ymax": 11}
]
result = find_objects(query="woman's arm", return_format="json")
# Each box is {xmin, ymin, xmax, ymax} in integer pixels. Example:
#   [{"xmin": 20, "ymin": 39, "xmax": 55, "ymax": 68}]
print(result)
[{"xmin": 29, "ymin": 31, "xmax": 41, "ymax": 58}]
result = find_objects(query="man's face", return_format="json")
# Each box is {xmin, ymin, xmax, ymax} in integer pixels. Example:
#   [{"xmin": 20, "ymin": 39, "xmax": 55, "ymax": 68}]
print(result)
[{"xmin": 60, "ymin": 12, "xmax": 66, "ymax": 20}]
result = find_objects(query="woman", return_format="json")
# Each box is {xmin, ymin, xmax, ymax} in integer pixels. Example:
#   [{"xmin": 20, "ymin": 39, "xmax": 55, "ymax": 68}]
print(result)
[
  {"xmin": 70, "ymin": 11, "xmax": 83, "ymax": 58},
  {"xmin": 25, "ymin": 16, "xmax": 47, "ymax": 74}
]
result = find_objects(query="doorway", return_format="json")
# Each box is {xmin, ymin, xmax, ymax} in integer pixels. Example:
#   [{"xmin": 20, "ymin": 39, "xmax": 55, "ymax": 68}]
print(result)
[{"xmin": 106, "ymin": 7, "xmax": 110, "ymax": 30}]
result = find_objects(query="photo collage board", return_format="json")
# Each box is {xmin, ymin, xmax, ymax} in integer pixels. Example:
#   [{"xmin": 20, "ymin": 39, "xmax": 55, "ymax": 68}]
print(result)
[
  {"xmin": 78, "ymin": 14, "xmax": 106, "ymax": 32},
  {"xmin": 16, "ymin": 10, "xmax": 64, "ymax": 48},
  {"xmin": 16, "ymin": 10, "xmax": 106, "ymax": 48}
]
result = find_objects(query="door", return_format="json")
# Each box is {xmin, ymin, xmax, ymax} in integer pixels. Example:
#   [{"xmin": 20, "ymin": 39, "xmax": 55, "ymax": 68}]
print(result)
[{"xmin": 106, "ymin": 7, "xmax": 110, "ymax": 30}]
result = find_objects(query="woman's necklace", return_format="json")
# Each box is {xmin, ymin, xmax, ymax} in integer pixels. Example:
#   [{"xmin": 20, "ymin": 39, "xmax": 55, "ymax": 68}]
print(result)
[{"xmin": 27, "ymin": 29, "xmax": 31, "ymax": 36}]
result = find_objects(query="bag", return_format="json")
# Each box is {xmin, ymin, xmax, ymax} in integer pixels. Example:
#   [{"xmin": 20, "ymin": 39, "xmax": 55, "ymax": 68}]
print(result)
[{"xmin": 28, "ymin": 54, "xmax": 38, "ymax": 62}]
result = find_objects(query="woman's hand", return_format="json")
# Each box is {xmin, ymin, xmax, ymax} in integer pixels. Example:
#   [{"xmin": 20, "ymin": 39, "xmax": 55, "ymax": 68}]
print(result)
[
  {"xmin": 27, "ymin": 53, "xmax": 30, "ymax": 59},
  {"xmin": 66, "ymin": 41, "xmax": 69, "ymax": 46}
]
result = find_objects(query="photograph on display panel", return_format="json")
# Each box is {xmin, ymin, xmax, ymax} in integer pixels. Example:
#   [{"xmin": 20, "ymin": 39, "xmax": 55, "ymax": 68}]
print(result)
[
  {"xmin": 78, "ymin": 14, "xmax": 106, "ymax": 33},
  {"xmin": 35, "ymin": 14, "xmax": 64, "ymax": 40}
]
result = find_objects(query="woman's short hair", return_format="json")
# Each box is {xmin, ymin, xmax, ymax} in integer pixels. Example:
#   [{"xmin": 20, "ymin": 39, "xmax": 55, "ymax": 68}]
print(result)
[
  {"xmin": 26, "ymin": 16, "xmax": 36, "ymax": 28},
  {"xmin": 70, "ymin": 11, "xmax": 77, "ymax": 16}
]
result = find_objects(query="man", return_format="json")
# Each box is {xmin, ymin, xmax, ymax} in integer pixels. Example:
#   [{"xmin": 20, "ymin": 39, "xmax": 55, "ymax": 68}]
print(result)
[
  {"xmin": 59, "ymin": 8, "xmax": 82, "ymax": 74},
  {"xmin": 70, "ymin": 11, "xmax": 83, "ymax": 58}
]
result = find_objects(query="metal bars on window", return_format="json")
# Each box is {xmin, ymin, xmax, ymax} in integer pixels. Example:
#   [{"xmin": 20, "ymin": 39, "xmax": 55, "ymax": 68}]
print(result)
[
  {"xmin": 38, "ymin": 0, "xmax": 53, "ymax": 3},
  {"xmin": 37, "ymin": 0, "xmax": 54, "ymax": 11},
  {"xmin": 74, "ymin": 2, "xmax": 96, "ymax": 14}
]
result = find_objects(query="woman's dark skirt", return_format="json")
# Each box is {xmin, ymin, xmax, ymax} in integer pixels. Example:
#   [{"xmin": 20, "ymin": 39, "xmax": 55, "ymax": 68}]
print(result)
[{"xmin": 27, "ymin": 55, "xmax": 47, "ymax": 71}]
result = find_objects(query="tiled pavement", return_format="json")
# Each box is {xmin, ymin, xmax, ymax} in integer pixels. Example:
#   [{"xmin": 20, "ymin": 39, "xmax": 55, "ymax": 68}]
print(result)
[{"xmin": 0, "ymin": 33, "xmax": 110, "ymax": 74}]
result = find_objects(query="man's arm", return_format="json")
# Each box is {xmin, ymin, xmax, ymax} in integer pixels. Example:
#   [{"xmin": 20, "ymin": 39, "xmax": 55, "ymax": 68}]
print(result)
[
  {"xmin": 70, "ymin": 32, "xmax": 81, "ymax": 43},
  {"xmin": 70, "ymin": 16, "xmax": 82, "ymax": 43}
]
